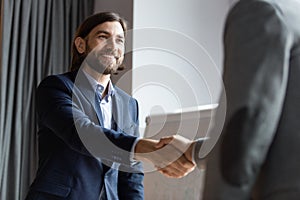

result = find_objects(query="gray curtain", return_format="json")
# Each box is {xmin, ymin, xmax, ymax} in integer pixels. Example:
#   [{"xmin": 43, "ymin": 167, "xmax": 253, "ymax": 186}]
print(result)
[{"xmin": 0, "ymin": 0, "xmax": 94, "ymax": 199}]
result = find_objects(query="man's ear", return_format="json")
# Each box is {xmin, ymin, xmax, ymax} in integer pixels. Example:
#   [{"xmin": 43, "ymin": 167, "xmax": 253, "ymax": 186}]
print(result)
[{"xmin": 74, "ymin": 37, "xmax": 86, "ymax": 54}]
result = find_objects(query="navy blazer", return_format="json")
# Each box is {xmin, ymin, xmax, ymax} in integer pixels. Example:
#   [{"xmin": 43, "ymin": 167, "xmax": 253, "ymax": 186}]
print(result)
[{"xmin": 26, "ymin": 69, "xmax": 144, "ymax": 200}]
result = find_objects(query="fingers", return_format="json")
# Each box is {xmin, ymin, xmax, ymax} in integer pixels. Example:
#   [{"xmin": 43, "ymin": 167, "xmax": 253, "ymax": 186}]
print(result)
[
  {"xmin": 135, "ymin": 137, "xmax": 196, "ymax": 178},
  {"xmin": 156, "ymin": 155, "xmax": 196, "ymax": 178},
  {"xmin": 155, "ymin": 136, "xmax": 175, "ymax": 148},
  {"xmin": 172, "ymin": 155, "xmax": 196, "ymax": 174},
  {"xmin": 168, "ymin": 135, "xmax": 193, "ymax": 153},
  {"xmin": 156, "ymin": 136, "xmax": 196, "ymax": 178},
  {"xmin": 158, "ymin": 167, "xmax": 187, "ymax": 178},
  {"xmin": 156, "ymin": 135, "xmax": 192, "ymax": 154}
]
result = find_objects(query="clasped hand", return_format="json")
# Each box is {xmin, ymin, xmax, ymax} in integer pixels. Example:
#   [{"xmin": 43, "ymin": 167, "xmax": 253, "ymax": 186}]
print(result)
[{"xmin": 134, "ymin": 135, "xmax": 196, "ymax": 178}]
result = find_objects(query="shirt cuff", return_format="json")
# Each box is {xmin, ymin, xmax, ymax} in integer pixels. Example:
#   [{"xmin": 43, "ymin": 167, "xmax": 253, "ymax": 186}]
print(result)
[
  {"xmin": 192, "ymin": 137, "xmax": 209, "ymax": 162},
  {"xmin": 191, "ymin": 141, "xmax": 197, "ymax": 164}
]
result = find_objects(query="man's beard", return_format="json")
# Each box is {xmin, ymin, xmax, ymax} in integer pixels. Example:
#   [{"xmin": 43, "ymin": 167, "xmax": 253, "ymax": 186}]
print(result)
[{"xmin": 84, "ymin": 46, "xmax": 123, "ymax": 75}]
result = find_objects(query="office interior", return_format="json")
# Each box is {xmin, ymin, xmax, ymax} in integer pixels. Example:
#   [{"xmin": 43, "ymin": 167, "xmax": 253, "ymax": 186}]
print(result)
[{"xmin": 0, "ymin": 0, "xmax": 237, "ymax": 199}]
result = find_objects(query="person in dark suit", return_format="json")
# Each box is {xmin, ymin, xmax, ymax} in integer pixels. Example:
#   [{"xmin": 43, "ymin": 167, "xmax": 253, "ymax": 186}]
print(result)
[
  {"xmin": 26, "ymin": 12, "xmax": 195, "ymax": 200},
  {"xmin": 157, "ymin": 0, "xmax": 300, "ymax": 199}
]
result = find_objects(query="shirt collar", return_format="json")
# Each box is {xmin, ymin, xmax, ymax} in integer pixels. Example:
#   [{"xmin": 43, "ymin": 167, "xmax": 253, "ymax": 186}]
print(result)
[{"xmin": 82, "ymin": 70, "xmax": 115, "ymax": 97}]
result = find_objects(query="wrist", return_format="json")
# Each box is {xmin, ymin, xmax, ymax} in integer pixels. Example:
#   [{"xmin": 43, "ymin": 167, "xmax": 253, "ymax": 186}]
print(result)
[
  {"xmin": 134, "ymin": 139, "xmax": 157, "ymax": 161},
  {"xmin": 185, "ymin": 142, "xmax": 196, "ymax": 162}
]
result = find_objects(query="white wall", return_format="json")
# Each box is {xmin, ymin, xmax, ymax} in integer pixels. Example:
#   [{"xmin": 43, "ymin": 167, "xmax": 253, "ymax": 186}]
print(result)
[
  {"xmin": 132, "ymin": 1, "xmax": 232, "ymax": 199},
  {"xmin": 132, "ymin": 0, "xmax": 231, "ymax": 132}
]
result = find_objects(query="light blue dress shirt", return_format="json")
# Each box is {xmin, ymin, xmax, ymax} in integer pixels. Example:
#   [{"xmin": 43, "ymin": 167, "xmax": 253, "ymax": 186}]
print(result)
[
  {"xmin": 83, "ymin": 70, "xmax": 140, "ymax": 164},
  {"xmin": 83, "ymin": 70, "xmax": 115, "ymax": 129}
]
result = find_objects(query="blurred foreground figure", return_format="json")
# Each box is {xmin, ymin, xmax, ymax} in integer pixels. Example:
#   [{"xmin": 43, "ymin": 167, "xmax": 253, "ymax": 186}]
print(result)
[{"xmin": 159, "ymin": 0, "xmax": 300, "ymax": 199}]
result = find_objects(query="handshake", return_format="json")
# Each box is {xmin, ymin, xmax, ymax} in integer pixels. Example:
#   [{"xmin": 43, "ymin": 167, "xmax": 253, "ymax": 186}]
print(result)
[{"xmin": 134, "ymin": 135, "xmax": 197, "ymax": 178}]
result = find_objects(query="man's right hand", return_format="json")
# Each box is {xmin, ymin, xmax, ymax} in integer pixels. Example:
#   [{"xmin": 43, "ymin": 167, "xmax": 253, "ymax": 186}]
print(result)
[
  {"xmin": 134, "ymin": 138, "xmax": 195, "ymax": 178},
  {"xmin": 155, "ymin": 135, "xmax": 196, "ymax": 162}
]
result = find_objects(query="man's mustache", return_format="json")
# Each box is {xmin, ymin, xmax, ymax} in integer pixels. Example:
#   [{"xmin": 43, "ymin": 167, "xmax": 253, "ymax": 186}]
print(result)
[{"xmin": 97, "ymin": 49, "xmax": 121, "ymax": 59}]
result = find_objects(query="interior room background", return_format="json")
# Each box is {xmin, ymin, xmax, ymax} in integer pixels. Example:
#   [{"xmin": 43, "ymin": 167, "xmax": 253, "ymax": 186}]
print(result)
[{"xmin": 0, "ymin": 0, "xmax": 235, "ymax": 199}]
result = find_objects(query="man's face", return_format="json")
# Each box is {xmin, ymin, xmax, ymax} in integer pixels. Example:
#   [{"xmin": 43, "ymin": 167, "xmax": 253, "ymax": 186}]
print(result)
[{"xmin": 84, "ymin": 21, "xmax": 125, "ymax": 74}]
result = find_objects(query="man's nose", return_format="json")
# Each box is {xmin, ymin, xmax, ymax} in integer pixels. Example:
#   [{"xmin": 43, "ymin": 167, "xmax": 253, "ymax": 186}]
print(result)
[{"xmin": 106, "ymin": 37, "xmax": 117, "ymax": 50}]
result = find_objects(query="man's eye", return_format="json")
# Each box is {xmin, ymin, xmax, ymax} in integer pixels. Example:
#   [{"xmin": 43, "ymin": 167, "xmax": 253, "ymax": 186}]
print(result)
[
  {"xmin": 117, "ymin": 38, "xmax": 124, "ymax": 44},
  {"xmin": 98, "ymin": 35, "xmax": 107, "ymax": 39}
]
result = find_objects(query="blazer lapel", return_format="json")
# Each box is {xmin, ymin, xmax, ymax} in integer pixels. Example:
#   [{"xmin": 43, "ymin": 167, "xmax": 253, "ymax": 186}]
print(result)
[
  {"xmin": 112, "ymin": 92, "xmax": 124, "ymax": 132},
  {"xmin": 74, "ymin": 69, "xmax": 104, "ymax": 126}
]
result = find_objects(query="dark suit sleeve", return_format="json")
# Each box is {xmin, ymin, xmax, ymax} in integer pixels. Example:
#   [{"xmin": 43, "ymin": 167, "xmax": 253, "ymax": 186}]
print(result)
[
  {"xmin": 37, "ymin": 75, "xmax": 137, "ymax": 166},
  {"xmin": 204, "ymin": 2, "xmax": 294, "ymax": 199},
  {"xmin": 117, "ymin": 99, "xmax": 144, "ymax": 199},
  {"xmin": 220, "ymin": 0, "xmax": 292, "ymax": 191}
]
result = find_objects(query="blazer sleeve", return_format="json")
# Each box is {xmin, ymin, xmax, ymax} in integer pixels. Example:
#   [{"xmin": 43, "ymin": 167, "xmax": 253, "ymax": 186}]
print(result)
[
  {"xmin": 220, "ymin": 0, "xmax": 292, "ymax": 191},
  {"xmin": 37, "ymin": 75, "xmax": 138, "ymax": 166}
]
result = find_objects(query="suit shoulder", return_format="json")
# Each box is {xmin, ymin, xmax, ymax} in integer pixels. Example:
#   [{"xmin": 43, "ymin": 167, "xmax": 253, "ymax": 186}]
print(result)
[
  {"xmin": 114, "ymin": 86, "xmax": 138, "ymax": 104},
  {"xmin": 225, "ymin": 0, "xmax": 290, "ymax": 42},
  {"xmin": 230, "ymin": 0, "xmax": 279, "ymax": 14},
  {"xmin": 114, "ymin": 87, "xmax": 133, "ymax": 99},
  {"xmin": 227, "ymin": 0, "xmax": 283, "ymax": 25},
  {"xmin": 38, "ymin": 71, "xmax": 76, "ymax": 91}
]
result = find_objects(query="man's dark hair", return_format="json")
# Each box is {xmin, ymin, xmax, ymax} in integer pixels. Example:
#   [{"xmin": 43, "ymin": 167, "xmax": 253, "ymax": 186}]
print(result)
[{"xmin": 70, "ymin": 12, "xmax": 127, "ymax": 71}]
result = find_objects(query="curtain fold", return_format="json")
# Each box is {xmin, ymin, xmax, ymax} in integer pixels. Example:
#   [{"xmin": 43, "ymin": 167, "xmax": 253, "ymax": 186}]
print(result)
[{"xmin": 0, "ymin": 0, "xmax": 94, "ymax": 199}]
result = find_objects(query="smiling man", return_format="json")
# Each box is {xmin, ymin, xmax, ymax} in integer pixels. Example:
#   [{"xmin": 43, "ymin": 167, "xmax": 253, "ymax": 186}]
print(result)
[
  {"xmin": 25, "ymin": 12, "xmax": 194, "ymax": 200},
  {"xmin": 77, "ymin": 22, "xmax": 124, "ymax": 76}
]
